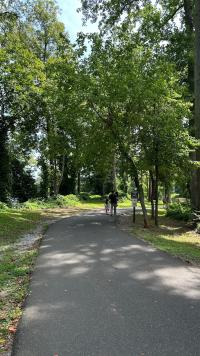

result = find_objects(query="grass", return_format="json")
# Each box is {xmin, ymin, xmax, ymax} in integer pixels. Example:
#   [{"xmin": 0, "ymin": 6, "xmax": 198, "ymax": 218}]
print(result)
[
  {"xmin": 0, "ymin": 210, "xmax": 42, "ymax": 246},
  {"xmin": 21, "ymin": 194, "xmax": 132, "ymax": 211},
  {"xmin": 118, "ymin": 198, "xmax": 132, "ymax": 208},
  {"xmin": 0, "ymin": 206, "xmax": 47, "ymax": 352},
  {"xmin": 119, "ymin": 209, "xmax": 200, "ymax": 266},
  {"xmin": 0, "ymin": 248, "xmax": 38, "ymax": 351}
]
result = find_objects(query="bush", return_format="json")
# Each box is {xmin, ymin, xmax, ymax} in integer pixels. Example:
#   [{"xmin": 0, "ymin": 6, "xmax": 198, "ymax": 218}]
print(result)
[
  {"xmin": 61, "ymin": 195, "xmax": 80, "ymax": 206},
  {"xmin": 196, "ymin": 223, "xmax": 200, "ymax": 234},
  {"xmin": 79, "ymin": 192, "xmax": 90, "ymax": 201},
  {"xmin": 0, "ymin": 202, "xmax": 9, "ymax": 210},
  {"xmin": 88, "ymin": 194, "xmax": 102, "ymax": 201},
  {"xmin": 79, "ymin": 193, "xmax": 103, "ymax": 201},
  {"xmin": 118, "ymin": 195, "xmax": 131, "ymax": 202},
  {"xmin": 23, "ymin": 195, "xmax": 81, "ymax": 210},
  {"xmin": 63, "ymin": 194, "xmax": 79, "ymax": 202},
  {"xmin": 23, "ymin": 198, "xmax": 46, "ymax": 210},
  {"xmin": 166, "ymin": 203, "xmax": 192, "ymax": 221}
]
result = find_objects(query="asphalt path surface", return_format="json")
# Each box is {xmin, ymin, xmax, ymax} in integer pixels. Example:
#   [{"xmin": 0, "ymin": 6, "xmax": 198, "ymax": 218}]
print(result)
[{"xmin": 12, "ymin": 210, "xmax": 200, "ymax": 356}]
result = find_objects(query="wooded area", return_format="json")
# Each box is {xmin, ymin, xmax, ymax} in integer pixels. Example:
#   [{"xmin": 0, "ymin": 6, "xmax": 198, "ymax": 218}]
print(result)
[{"xmin": 0, "ymin": 0, "xmax": 200, "ymax": 228}]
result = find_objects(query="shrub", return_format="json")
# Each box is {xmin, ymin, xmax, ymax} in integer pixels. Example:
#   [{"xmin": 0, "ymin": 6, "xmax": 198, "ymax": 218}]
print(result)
[
  {"xmin": 88, "ymin": 194, "xmax": 102, "ymax": 201},
  {"xmin": 79, "ymin": 193, "xmax": 103, "ymax": 201},
  {"xmin": 23, "ymin": 199, "xmax": 45, "ymax": 210},
  {"xmin": 166, "ymin": 202, "xmax": 192, "ymax": 221},
  {"xmin": 23, "ymin": 195, "xmax": 81, "ymax": 209},
  {"xmin": 61, "ymin": 195, "xmax": 80, "ymax": 206},
  {"xmin": 118, "ymin": 195, "xmax": 131, "ymax": 202},
  {"xmin": 63, "ymin": 194, "xmax": 79, "ymax": 202},
  {"xmin": 0, "ymin": 202, "xmax": 9, "ymax": 210},
  {"xmin": 196, "ymin": 223, "xmax": 200, "ymax": 234},
  {"xmin": 79, "ymin": 192, "xmax": 90, "ymax": 201}
]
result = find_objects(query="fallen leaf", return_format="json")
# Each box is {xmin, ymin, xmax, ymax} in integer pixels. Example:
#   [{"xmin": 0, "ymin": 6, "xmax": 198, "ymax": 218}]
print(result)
[{"xmin": 8, "ymin": 326, "xmax": 17, "ymax": 334}]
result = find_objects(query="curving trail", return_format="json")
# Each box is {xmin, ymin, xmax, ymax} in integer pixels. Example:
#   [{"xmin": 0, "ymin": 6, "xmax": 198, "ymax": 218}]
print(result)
[{"xmin": 12, "ymin": 211, "xmax": 200, "ymax": 356}]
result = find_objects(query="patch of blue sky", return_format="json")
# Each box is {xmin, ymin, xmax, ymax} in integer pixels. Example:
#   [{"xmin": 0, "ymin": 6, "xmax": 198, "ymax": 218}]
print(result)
[{"xmin": 57, "ymin": 0, "xmax": 98, "ymax": 42}]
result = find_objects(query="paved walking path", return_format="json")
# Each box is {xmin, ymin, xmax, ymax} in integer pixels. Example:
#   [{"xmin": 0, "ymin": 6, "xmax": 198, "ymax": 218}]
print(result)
[{"xmin": 12, "ymin": 211, "xmax": 200, "ymax": 356}]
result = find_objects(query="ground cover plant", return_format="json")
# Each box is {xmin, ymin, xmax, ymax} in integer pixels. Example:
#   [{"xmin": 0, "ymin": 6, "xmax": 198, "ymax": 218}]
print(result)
[
  {"xmin": 166, "ymin": 203, "xmax": 192, "ymax": 221},
  {"xmin": 0, "ymin": 205, "xmax": 48, "ymax": 352},
  {"xmin": 0, "ymin": 248, "xmax": 38, "ymax": 352}
]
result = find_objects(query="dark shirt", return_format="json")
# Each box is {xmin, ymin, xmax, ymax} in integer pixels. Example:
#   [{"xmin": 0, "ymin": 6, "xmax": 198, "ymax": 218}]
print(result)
[{"xmin": 109, "ymin": 193, "xmax": 118, "ymax": 204}]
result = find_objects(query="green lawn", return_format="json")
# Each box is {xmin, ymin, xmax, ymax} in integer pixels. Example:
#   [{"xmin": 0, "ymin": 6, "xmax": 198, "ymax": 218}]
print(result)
[
  {"xmin": 0, "ymin": 210, "xmax": 42, "ymax": 246},
  {"xmin": 0, "ymin": 207, "xmax": 45, "ymax": 352},
  {"xmin": 123, "ymin": 211, "xmax": 200, "ymax": 266},
  {"xmin": 0, "ymin": 248, "xmax": 38, "ymax": 351}
]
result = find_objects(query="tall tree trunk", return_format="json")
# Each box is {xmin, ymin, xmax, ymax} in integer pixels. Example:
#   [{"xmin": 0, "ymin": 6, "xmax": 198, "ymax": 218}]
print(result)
[
  {"xmin": 183, "ymin": 0, "xmax": 197, "ymax": 208},
  {"xmin": 148, "ymin": 174, "xmax": 151, "ymax": 202},
  {"xmin": 194, "ymin": 0, "xmax": 200, "ymax": 210},
  {"xmin": 182, "ymin": 0, "xmax": 197, "ymax": 207},
  {"xmin": 155, "ymin": 164, "xmax": 159, "ymax": 226},
  {"xmin": 53, "ymin": 159, "xmax": 58, "ymax": 196},
  {"xmin": 0, "ymin": 123, "xmax": 10, "ymax": 203},
  {"xmin": 122, "ymin": 171, "xmax": 128, "ymax": 194},
  {"xmin": 149, "ymin": 170, "xmax": 155, "ymax": 220},
  {"xmin": 117, "ymin": 143, "xmax": 149, "ymax": 227},
  {"xmin": 184, "ymin": 0, "xmax": 194, "ymax": 93},
  {"xmin": 138, "ymin": 183, "xmax": 149, "ymax": 228},
  {"xmin": 164, "ymin": 182, "xmax": 171, "ymax": 207},
  {"xmin": 45, "ymin": 116, "xmax": 54, "ymax": 195},
  {"xmin": 77, "ymin": 171, "xmax": 81, "ymax": 195},
  {"xmin": 132, "ymin": 169, "xmax": 148, "ymax": 228},
  {"xmin": 146, "ymin": 173, "xmax": 149, "ymax": 200},
  {"xmin": 119, "ymin": 147, "xmax": 149, "ymax": 227},
  {"xmin": 105, "ymin": 109, "xmax": 148, "ymax": 226},
  {"xmin": 40, "ymin": 156, "xmax": 49, "ymax": 198},
  {"xmin": 112, "ymin": 153, "xmax": 117, "ymax": 191},
  {"xmin": 53, "ymin": 155, "xmax": 65, "ymax": 196}
]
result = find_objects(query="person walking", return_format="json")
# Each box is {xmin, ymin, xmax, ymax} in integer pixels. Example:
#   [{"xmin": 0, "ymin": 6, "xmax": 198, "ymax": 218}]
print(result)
[
  {"xmin": 109, "ymin": 191, "xmax": 118, "ymax": 216},
  {"xmin": 104, "ymin": 197, "xmax": 110, "ymax": 215}
]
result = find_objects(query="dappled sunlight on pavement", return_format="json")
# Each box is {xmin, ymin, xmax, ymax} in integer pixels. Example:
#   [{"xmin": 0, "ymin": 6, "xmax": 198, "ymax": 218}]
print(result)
[{"xmin": 12, "ymin": 211, "xmax": 200, "ymax": 356}]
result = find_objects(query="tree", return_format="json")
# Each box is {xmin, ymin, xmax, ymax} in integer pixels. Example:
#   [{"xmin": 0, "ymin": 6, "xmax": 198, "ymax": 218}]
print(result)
[
  {"xmin": 79, "ymin": 10, "xmax": 193, "ymax": 224},
  {"xmin": 11, "ymin": 158, "xmax": 37, "ymax": 202},
  {"xmin": 21, "ymin": 0, "xmax": 82, "ymax": 197},
  {"xmin": 0, "ymin": 4, "xmax": 44, "ymax": 202},
  {"xmin": 193, "ymin": 0, "xmax": 200, "ymax": 210},
  {"xmin": 80, "ymin": 0, "xmax": 200, "ymax": 217}
]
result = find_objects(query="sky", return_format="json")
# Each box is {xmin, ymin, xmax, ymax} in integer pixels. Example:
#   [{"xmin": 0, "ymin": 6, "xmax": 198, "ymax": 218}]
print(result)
[
  {"xmin": 57, "ymin": 1, "xmax": 181, "ymax": 42},
  {"xmin": 57, "ymin": 0, "xmax": 98, "ymax": 42}
]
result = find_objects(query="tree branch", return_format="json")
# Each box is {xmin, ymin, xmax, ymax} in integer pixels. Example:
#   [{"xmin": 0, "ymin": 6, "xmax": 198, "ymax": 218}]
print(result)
[{"xmin": 161, "ymin": 3, "xmax": 184, "ymax": 28}]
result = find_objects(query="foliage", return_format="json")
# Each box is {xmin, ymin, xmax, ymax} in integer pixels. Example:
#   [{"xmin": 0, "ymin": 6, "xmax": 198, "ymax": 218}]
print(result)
[
  {"xmin": 79, "ymin": 193, "xmax": 103, "ymax": 201},
  {"xmin": 0, "ymin": 0, "xmax": 198, "ymax": 224},
  {"xmin": 166, "ymin": 202, "xmax": 192, "ymax": 221},
  {"xmin": 0, "ymin": 248, "xmax": 38, "ymax": 353},
  {"xmin": 23, "ymin": 194, "xmax": 105, "ymax": 209},
  {"xmin": 0, "ymin": 210, "xmax": 42, "ymax": 246},
  {"xmin": 196, "ymin": 223, "xmax": 200, "ymax": 234},
  {"xmin": 0, "ymin": 202, "xmax": 9, "ymax": 210},
  {"xmin": 11, "ymin": 159, "xmax": 37, "ymax": 202},
  {"xmin": 23, "ymin": 195, "xmax": 80, "ymax": 209}
]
